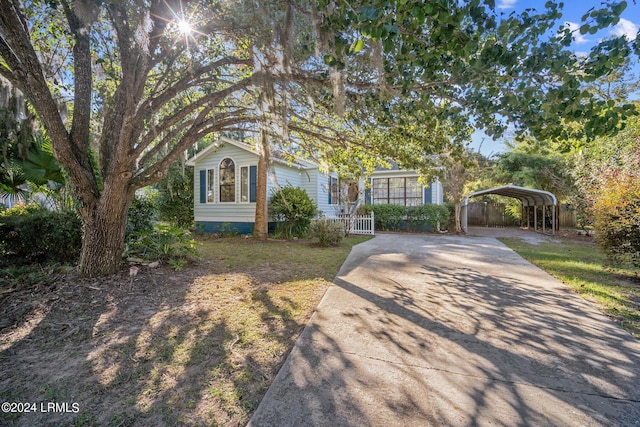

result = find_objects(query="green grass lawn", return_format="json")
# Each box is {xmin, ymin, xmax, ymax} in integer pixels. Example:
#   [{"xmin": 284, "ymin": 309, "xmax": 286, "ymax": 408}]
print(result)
[
  {"xmin": 500, "ymin": 237, "xmax": 640, "ymax": 339},
  {"xmin": 197, "ymin": 235, "xmax": 372, "ymax": 281}
]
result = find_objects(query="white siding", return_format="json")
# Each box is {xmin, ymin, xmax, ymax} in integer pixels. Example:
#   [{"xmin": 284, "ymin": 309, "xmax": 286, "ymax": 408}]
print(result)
[
  {"xmin": 193, "ymin": 143, "xmax": 258, "ymax": 222},
  {"xmin": 316, "ymin": 172, "xmax": 341, "ymax": 216},
  {"xmin": 193, "ymin": 143, "xmax": 322, "ymax": 222},
  {"xmin": 299, "ymin": 169, "xmax": 318, "ymax": 205},
  {"xmin": 270, "ymin": 163, "xmax": 304, "ymax": 192},
  {"xmin": 431, "ymin": 179, "xmax": 444, "ymax": 204},
  {"xmin": 269, "ymin": 163, "xmax": 326, "ymax": 211}
]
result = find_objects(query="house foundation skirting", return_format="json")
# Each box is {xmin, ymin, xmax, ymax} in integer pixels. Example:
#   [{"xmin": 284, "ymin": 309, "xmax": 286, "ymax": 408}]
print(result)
[{"xmin": 196, "ymin": 221, "xmax": 278, "ymax": 235}]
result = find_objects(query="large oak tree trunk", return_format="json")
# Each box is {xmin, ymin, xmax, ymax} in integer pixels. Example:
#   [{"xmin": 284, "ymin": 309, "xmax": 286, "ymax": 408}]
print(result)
[{"xmin": 79, "ymin": 184, "xmax": 135, "ymax": 276}]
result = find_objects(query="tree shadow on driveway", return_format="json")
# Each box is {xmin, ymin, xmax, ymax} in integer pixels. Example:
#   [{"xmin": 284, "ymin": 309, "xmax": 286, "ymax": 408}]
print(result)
[{"xmin": 250, "ymin": 234, "xmax": 640, "ymax": 426}]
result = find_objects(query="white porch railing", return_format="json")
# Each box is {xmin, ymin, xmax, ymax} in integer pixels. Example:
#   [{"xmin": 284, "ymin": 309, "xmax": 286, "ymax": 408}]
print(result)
[{"xmin": 325, "ymin": 212, "xmax": 375, "ymax": 235}]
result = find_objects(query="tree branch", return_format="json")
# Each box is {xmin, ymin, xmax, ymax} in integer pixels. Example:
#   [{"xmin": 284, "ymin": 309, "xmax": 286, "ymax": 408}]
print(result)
[
  {"xmin": 130, "ymin": 114, "xmax": 256, "ymax": 189},
  {"xmin": 133, "ymin": 76, "xmax": 253, "ymax": 158}
]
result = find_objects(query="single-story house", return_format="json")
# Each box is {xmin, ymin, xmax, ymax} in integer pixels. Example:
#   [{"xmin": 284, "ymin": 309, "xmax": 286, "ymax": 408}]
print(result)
[
  {"xmin": 186, "ymin": 136, "xmax": 443, "ymax": 234},
  {"xmin": 364, "ymin": 161, "xmax": 443, "ymax": 206}
]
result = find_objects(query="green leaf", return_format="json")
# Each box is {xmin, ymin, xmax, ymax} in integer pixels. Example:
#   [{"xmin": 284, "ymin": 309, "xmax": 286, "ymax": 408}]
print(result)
[
  {"xmin": 384, "ymin": 24, "xmax": 398, "ymax": 35},
  {"xmin": 612, "ymin": 2, "xmax": 627, "ymax": 16},
  {"xmin": 323, "ymin": 55, "xmax": 337, "ymax": 66},
  {"xmin": 352, "ymin": 39, "xmax": 365, "ymax": 53}
]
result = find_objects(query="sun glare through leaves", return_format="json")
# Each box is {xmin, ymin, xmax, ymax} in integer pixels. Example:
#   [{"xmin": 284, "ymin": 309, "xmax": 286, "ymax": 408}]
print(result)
[{"xmin": 177, "ymin": 19, "xmax": 193, "ymax": 36}]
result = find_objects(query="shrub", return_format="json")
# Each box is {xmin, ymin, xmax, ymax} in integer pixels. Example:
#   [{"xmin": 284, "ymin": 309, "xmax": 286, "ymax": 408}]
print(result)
[
  {"xmin": 126, "ymin": 195, "xmax": 156, "ymax": 237},
  {"xmin": 359, "ymin": 203, "xmax": 449, "ymax": 232},
  {"xmin": 593, "ymin": 172, "xmax": 640, "ymax": 267},
  {"xmin": 0, "ymin": 203, "xmax": 45, "ymax": 217},
  {"xmin": 311, "ymin": 219, "xmax": 345, "ymax": 246},
  {"xmin": 405, "ymin": 204, "xmax": 450, "ymax": 232},
  {"xmin": 444, "ymin": 202, "xmax": 456, "ymax": 231},
  {"xmin": 269, "ymin": 186, "xmax": 317, "ymax": 238},
  {"xmin": 359, "ymin": 204, "xmax": 404, "ymax": 231},
  {"xmin": 0, "ymin": 205, "xmax": 82, "ymax": 266},
  {"xmin": 154, "ymin": 164, "xmax": 194, "ymax": 228},
  {"xmin": 124, "ymin": 224, "xmax": 199, "ymax": 271}
]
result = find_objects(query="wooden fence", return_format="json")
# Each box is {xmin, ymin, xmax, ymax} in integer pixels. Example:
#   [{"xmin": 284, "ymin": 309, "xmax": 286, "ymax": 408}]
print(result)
[
  {"xmin": 467, "ymin": 203, "xmax": 519, "ymax": 227},
  {"xmin": 325, "ymin": 212, "xmax": 375, "ymax": 235},
  {"xmin": 558, "ymin": 205, "xmax": 576, "ymax": 228},
  {"xmin": 468, "ymin": 202, "xmax": 577, "ymax": 229}
]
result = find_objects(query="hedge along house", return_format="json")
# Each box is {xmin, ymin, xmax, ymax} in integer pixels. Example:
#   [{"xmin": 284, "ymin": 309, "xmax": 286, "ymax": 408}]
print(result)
[{"xmin": 186, "ymin": 136, "xmax": 344, "ymax": 234}]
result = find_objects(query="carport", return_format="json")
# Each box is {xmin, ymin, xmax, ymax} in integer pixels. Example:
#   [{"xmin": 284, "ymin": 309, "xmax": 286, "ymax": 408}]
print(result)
[{"xmin": 460, "ymin": 184, "xmax": 558, "ymax": 235}]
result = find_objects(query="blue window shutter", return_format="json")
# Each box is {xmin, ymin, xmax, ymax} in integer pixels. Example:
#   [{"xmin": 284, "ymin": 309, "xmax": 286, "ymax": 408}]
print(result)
[
  {"xmin": 328, "ymin": 176, "xmax": 332, "ymax": 204},
  {"xmin": 424, "ymin": 183, "xmax": 433, "ymax": 204},
  {"xmin": 199, "ymin": 170, "xmax": 206, "ymax": 203},
  {"xmin": 249, "ymin": 166, "xmax": 257, "ymax": 203},
  {"xmin": 364, "ymin": 188, "xmax": 371, "ymax": 205}
]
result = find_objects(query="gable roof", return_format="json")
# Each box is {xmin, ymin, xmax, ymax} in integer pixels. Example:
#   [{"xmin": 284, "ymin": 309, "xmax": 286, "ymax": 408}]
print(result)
[{"xmin": 186, "ymin": 136, "xmax": 317, "ymax": 169}]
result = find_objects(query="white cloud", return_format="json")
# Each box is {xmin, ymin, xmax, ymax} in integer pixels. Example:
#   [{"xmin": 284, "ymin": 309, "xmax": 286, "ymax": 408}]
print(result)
[
  {"xmin": 497, "ymin": 0, "xmax": 517, "ymax": 9},
  {"xmin": 565, "ymin": 21, "xmax": 589, "ymax": 44},
  {"xmin": 610, "ymin": 18, "xmax": 639, "ymax": 42}
]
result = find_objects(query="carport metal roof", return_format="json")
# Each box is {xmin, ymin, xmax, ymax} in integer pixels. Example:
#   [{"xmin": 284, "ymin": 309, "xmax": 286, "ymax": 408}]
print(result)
[
  {"xmin": 462, "ymin": 184, "xmax": 557, "ymax": 207},
  {"xmin": 460, "ymin": 184, "xmax": 557, "ymax": 235}
]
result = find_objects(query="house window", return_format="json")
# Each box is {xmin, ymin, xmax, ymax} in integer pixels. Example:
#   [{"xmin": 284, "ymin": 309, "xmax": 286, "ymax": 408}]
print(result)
[
  {"xmin": 240, "ymin": 166, "xmax": 249, "ymax": 202},
  {"xmin": 329, "ymin": 176, "xmax": 340, "ymax": 205},
  {"xmin": 372, "ymin": 177, "xmax": 422, "ymax": 206},
  {"xmin": 219, "ymin": 158, "xmax": 235, "ymax": 202},
  {"xmin": 201, "ymin": 162, "xmax": 256, "ymax": 204},
  {"xmin": 207, "ymin": 169, "xmax": 215, "ymax": 203}
]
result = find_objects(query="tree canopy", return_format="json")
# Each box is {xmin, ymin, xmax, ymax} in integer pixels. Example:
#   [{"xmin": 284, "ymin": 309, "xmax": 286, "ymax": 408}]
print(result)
[{"xmin": 0, "ymin": 0, "xmax": 637, "ymax": 275}]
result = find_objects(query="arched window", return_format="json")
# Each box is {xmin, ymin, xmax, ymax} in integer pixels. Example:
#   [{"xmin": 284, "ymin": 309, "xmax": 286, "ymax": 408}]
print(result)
[{"xmin": 219, "ymin": 158, "xmax": 235, "ymax": 202}]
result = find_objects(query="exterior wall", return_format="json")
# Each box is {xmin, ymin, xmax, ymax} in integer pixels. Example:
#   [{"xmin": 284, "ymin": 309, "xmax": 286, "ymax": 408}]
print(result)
[
  {"xmin": 270, "ymin": 163, "xmax": 305, "ymax": 193},
  {"xmin": 365, "ymin": 170, "xmax": 443, "ymax": 205},
  {"xmin": 430, "ymin": 179, "xmax": 444, "ymax": 205},
  {"xmin": 193, "ymin": 143, "xmax": 258, "ymax": 223},
  {"xmin": 315, "ymin": 172, "xmax": 342, "ymax": 216},
  {"xmin": 196, "ymin": 221, "xmax": 278, "ymax": 235},
  {"xmin": 191, "ymin": 139, "xmax": 443, "ymax": 233},
  {"xmin": 270, "ymin": 164, "xmax": 338, "ymax": 216},
  {"xmin": 299, "ymin": 169, "xmax": 318, "ymax": 208},
  {"xmin": 192, "ymin": 142, "xmax": 325, "ymax": 232}
]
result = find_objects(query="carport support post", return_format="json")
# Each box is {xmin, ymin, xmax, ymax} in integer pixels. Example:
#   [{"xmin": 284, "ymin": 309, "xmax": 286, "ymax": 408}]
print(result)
[
  {"xmin": 461, "ymin": 202, "xmax": 468, "ymax": 233},
  {"xmin": 534, "ymin": 205, "xmax": 538, "ymax": 232},
  {"xmin": 542, "ymin": 204, "xmax": 546, "ymax": 234}
]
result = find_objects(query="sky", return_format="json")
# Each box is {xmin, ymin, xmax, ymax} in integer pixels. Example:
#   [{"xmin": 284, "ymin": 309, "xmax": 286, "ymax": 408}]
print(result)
[{"xmin": 469, "ymin": 0, "xmax": 640, "ymax": 156}]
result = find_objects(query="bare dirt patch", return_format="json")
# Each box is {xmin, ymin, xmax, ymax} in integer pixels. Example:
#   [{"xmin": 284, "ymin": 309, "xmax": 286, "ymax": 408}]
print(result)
[{"xmin": 1, "ymin": 236, "xmax": 365, "ymax": 426}]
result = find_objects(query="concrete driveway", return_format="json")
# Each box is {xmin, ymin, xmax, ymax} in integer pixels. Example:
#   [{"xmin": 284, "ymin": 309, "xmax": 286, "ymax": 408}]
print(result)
[{"xmin": 248, "ymin": 233, "xmax": 640, "ymax": 426}]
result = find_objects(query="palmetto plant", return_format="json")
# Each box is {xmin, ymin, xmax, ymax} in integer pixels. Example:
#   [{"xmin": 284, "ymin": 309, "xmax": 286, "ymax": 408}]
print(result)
[
  {"xmin": 0, "ymin": 168, "xmax": 29, "ymax": 206},
  {"xmin": 1, "ymin": 135, "xmax": 69, "ymax": 210}
]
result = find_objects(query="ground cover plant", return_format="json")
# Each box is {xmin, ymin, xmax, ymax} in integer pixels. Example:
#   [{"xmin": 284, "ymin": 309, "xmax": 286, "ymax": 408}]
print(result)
[
  {"xmin": 500, "ymin": 236, "xmax": 640, "ymax": 339},
  {"xmin": 0, "ymin": 235, "xmax": 370, "ymax": 426}
]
